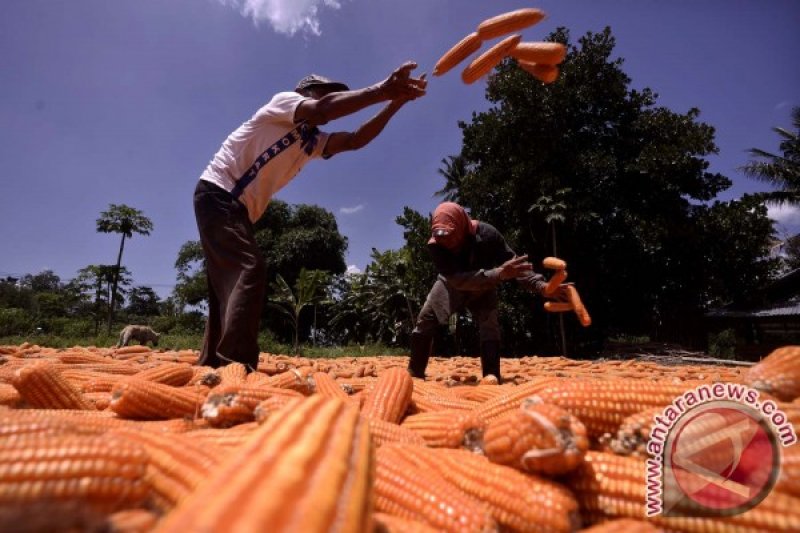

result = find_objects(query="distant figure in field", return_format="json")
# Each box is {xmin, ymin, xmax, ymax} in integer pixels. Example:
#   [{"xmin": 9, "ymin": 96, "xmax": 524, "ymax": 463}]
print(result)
[{"xmin": 117, "ymin": 325, "xmax": 160, "ymax": 348}]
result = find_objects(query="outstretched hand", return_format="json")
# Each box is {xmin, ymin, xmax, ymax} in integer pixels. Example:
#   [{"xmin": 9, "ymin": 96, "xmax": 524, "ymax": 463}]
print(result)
[
  {"xmin": 381, "ymin": 61, "xmax": 427, "ymax": 101},
  {"xmin": 497, "ymin": 255, "xmax": 534, "ymax": 280}
]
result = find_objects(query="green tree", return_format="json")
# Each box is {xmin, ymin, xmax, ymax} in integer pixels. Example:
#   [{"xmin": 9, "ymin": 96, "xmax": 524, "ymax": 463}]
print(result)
[
  {"xmin": 740, "ymin": 107, "xmax": 800, "ymax": 207},
  {"xmin": 436, "ymin": 27, "xmax": 774, "ymax": 351},
  {"xmin": 74, "ymin": 265, "xmax": 131, "ymax": 334},
  {"xmin": 96, "ymin": 204, "xmax": 153, "ymax": 334},
  {"xmin": 267, "ymin": 269, "xmax": 330, "ymax": 353},
  {"xmin": 126, "ymin": 286, "xmax": 161, "ymax": 317},
  {"xmin": 173, "ymin": 241, "xmax": 207, "ymax": 308}
]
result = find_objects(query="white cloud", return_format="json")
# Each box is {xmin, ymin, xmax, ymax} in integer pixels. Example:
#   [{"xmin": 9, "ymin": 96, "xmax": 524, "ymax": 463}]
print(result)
[
  {"xmin": 768, "ymin": 204, "xmax": 800, "ymax": 237},
  {"xmin": 346, "ymin": 264, "xmax": 362, "ymax": 275},
  {"xmin": 339, "ymin": 204, "xmax": 364, "ymax": 215},
  {"xmin": 219, "ymin": 0, "xmax": 343, "ymax": 36}
]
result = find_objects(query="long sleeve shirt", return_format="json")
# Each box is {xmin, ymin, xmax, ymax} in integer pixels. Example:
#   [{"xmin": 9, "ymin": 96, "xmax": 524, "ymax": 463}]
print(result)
[{"xmin": 427, "ymin": 222, "xmax": 546, "ymax": 294}]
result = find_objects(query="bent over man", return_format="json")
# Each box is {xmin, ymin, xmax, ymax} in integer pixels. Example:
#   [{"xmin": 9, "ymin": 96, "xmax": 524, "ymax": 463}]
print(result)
[
  {"xmin": 408, "ymin": 202, "xmax": 560, "ymax": 382},
  {"xmin": 195, "ymin": 62, "xmax": 426, "ymax": 371}
]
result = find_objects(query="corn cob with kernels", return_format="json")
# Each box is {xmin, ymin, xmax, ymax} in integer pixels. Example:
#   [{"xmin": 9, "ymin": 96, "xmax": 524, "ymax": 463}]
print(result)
[
  {"xmin": 401, "ymin": 409, "xmax": 486, "ymax": 450},
  {"xmin": 13, "ymin": 360, "xmax": 96, "ymax": 410},
  {"xmin": 110, "ymin": 379, "xmax": 205, "ymax": 420},
  {"xmin": 361, "ymin": 367, "xmax": 414, "ymax": 424},
  {"xmin": 746, "ymin": 345, "xmax": 800, "ymax": 401}
]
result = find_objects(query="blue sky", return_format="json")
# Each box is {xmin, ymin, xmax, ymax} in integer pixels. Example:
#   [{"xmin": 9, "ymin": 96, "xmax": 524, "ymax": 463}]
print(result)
[{"xmin": 1, "ymin": 0, "xmax": 798, "ymax": 298}]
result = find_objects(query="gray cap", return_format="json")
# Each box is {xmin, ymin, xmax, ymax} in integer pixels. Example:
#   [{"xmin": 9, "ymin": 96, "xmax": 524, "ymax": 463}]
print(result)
[{"xmin": 295, "ymin": 74, "xmax": 349, "ymax": 93}]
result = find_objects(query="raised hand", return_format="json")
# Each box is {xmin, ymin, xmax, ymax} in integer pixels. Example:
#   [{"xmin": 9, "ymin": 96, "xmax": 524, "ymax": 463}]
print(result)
[
  {"xmin": 381, "ymin": 61, "xmax": 427, "ymax": 101},
  {"xmin": 497, "ymin": 255, "xmax": 534, "ymax": 280}
]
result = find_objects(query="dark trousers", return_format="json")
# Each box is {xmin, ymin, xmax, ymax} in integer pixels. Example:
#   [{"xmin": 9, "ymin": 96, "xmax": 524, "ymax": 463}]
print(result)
[
  {"xmin": 408, "ymin": 277, "xmax": 501, "ymax": 378},
  {"xmin": 194, "ymin": 180, "xmax": 266, "ymax": 371}
]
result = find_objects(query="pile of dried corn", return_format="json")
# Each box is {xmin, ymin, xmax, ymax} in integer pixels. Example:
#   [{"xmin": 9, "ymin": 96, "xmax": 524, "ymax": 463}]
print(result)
[{"xmin": 0, "ymin": 342, "xmax": 798, "ymax": 532}]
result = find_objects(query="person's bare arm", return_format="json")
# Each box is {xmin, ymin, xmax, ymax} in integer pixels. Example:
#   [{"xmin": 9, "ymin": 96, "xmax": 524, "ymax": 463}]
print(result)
[
  {"xmin": 322, "ymin": 100, "xmax": 405, "ymax": 156},
  {"xmin": 294, "ymin": 61, "xmax": 425, "ymax": 127}
]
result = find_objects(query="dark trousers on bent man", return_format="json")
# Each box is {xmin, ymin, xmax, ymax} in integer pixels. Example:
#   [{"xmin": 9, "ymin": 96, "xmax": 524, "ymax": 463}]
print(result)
[
  {"xmin": 408, "ymin": 276, "xmax": 502, "ymax": 380},
  {"xmin": 194, "ymin": 179, "xmax": 266, "ymax": 371}
]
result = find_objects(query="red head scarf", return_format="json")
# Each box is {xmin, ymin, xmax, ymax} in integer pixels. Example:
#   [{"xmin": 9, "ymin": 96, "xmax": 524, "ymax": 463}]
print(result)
[{"xmin": 428, "ymin": 202, "xmax": 479, "ymax": 246}]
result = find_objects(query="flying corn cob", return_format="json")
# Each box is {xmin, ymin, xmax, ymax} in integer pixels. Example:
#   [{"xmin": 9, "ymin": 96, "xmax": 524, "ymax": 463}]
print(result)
[
  {"xmin": 510, "ymin": 42, "xmax": 567, "ymax": 66},
  {"xmin": 565, "ymin": 285, "xmax": 592, "ymax": 327},
  {"xmin": 400, "ymin": 445, "xmax": 580, "ymax": 533},
  {"xmin": 110, "ymin": 379, "xmax": 205, "ymax": 420},
  {"xmin": 433, "ymin": 32, "xmax": 482, "ymax": 76},
  {"xmin": 483, "ymin": 397, "xmax": 588, "ymax": 476},
  {"xmin": 476, "ymin": 8, "xmax": 546, "ymax": 40},
  {"xmin": 745, "ymin": 345, "xmax": 800, "ymax": 401},
  {"xmin": 13, "ymin": 360, "xmax": 96, "ymax": 410},
  {"xmin": 462, "ymin": 34, "xmax": 522, "ymax": 85},
  {"xmin": 154, "ymin": 396, "xmax": 373, "ymax": 533},
  {"xmin": 544, "ymin": 301, "xmax": 574, "ymax": 313},
  {"xmin": 374, "ymin": 444, "xmax": 496, "ymax": 532},
  {"xmin": 544, "ymin": 268, "xmax": 568, "ymax": 297},
  {"xmin": 518, "ymin": 60, "xmax": 560, "ymax": 84},
  {"xmin": 361, "ymin": 367, "xmax": 414, "ymax": 424},
  {"xmin": 401, "ymin": 409, "xmax": 486, "ymax": 450}
]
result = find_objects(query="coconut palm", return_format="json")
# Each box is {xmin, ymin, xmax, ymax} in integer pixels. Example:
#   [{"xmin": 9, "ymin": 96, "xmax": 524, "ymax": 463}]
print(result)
[{"xmin": 740, "ymin": 106, "xmax": 800, "ymax": 207}]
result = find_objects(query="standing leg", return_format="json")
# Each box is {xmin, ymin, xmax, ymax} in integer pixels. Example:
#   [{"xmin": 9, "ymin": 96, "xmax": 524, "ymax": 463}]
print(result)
[
  {"xmin": 194, "ymin": 180, "xmax": 265, "ymax": 371},
  {"xmin": 468, "ymin": 289, "xmax": 503, "ymax": 382},
  {"xmin": 408, "ymin": 278, "xmax": 462, "ymax": 379}
]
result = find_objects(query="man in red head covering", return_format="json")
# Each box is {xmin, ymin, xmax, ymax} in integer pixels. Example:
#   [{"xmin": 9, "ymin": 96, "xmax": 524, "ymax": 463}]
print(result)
[{"xmin": 408, "ymin": 202, "xmax": 558, "ymax": 382}]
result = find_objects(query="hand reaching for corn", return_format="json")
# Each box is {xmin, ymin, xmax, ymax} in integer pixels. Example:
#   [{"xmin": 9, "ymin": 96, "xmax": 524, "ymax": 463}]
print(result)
[{"xmin": 379, "ymin": 61, "xmax": 427, "ymax": 101}]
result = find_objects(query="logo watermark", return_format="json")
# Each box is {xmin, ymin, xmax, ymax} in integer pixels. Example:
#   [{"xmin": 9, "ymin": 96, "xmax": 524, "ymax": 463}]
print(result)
[{"xmin": 645, "ymin": 382, "xmax": 796, "ymax": 517}]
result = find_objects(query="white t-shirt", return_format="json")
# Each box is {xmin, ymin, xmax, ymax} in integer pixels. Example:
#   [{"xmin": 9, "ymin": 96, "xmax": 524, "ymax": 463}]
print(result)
[{"xmin": 199, "ymin": 91, "xmax": 330, "ymax": 222}]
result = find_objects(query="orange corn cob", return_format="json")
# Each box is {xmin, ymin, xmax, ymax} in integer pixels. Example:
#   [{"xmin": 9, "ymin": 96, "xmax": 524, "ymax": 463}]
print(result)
[
  {"xmin": 56, "ymin": 351, "xmax": 114, "ymax": 365},
  {"xmin": 401, "ymin": 445, "xmax": 579, "ymax": 533},
  {"xmin": 565, "ymin": 285, "xmax": 591, "ymax": 326},
  {"xmin": 579, "ymin": 518, "xmax": 661, "ymax": 533},
  {"xmin": 106, "ymin": 508, "xmax": 160, "ymax": 533},
  {"xmin": 84, "ymin": 391, "xmax": 112, "ymax": 410},
  {"xmin": 13, "ymin": 360, "xmax": 96, "ymax": 410},
  {"xmin": 401, "ymin": 409, "xmax": 486, "ymax": 450},
  {"xmin": 80, "ymin": 376, "xmax": 124, "ymax": 393},
  {"xmin": 361, "ymin": 367, "xmax": 414, "ymax": 424},
  {"xmin": 0, "ymin": 383, "xmax": 21, "ymax": 407},
  {"xmin": 310, "ymin": 371, "xmax": 350, "ymax": 400},
  {"xmin": 544, "ymin": 301, "xmax": 574, "ymax": 313},
  {"xmin": 375, "ymin": 444, "xmax": 496, "ymax": 532},
  {"xmin": 746, "ymin": 345, "xmax": 800, "ymax": 401},
  {"xmin": 776, "ymin": 443, "xmax": 800, "ymax": 497},
  {"xmin": 218, "ymin": 362, "xmax": 248, "ymax": 387},
  {"xmin": 201, "ymin": 387, "xmax": 259, "ymax": 428},
  {"xmin": 372, "ymin": 512, "xmax": 440, "ymax": 533},
  {"xmin": 155, "ymin": 396, "xmax": 373, "ymax": 533},
  {"xmin": 476, "ymin": 8, "xmax": 546, "ymax": 40},
  {"xmin": 253, "ymin": 395, "xmax": 304, "ymax": 424},
  {"xmin": 110, "ymin": 379, "xmax": 204, "ymax": 420},
  {"xmin": 245, "ymin": 370, "xmax": 271, "ymax": 385},
  {"xmin": 544, "ymin": 269, "xmax": 568, "ymax": 297},
  {"xmin": 187, "ymin": 422, "xmax": 260, "ymax": 450},
  {"xmin": 569, "ymin": 451, "xmax": 800, "ymax": 531},
  {"xmin": 543, "ymin": 256, "xmax": 567, "ymax": 270},
  {"xmin": 602, "ymin": 406, "xmax": 664, "ymax": 457},
  {"xmin": 114, "ymin": 345, "xmax": 151, "ymax": 357},
  {"xmin": 0, "ymin": 434, "xmax": 149, "ymax": 512},
  {"xmin": 367, "ymin": 417, "xmax": 426, "ymax": 448},
  {"xmin": 473, "ymin": 377, "xmax": 561, "ymax": 422},
  {"xmin": 107, "ymin": 428, "xmax": 222, "ymax": 511},
  {"xmin": 518, "ymin": 61, "xmax": 559, "ymax": 84},
  {"xmin": 532, "ymin": 379, "xmax": 694, "ymax": 438},
  {"xmin": 510, "ymin": 42, "xmax": 567, "ymax": 66},
  {"xmin": 461, "ymin": 34, "xmax": 521, "ymax": 84},
  {"xmin": 446, "ymin": 383, "xmax": 508, "ymax": 403},
  {"xmin": 409, "ymin": 390, "xmax": 480, "ymax": 413},
  {"xmin": 133, "ymin": 362, "xmax": 194, "ymax": 387},
  {"xmin": 483, "ymin": 398, "xmax": 588, "ymax": 475},
  {"xmin": 266, "ymin": 367, "xmax": 313, "ymax": 394},
  {"xmin": 433, "ymin": 32, "xmax": 483, "ymax": 76}
]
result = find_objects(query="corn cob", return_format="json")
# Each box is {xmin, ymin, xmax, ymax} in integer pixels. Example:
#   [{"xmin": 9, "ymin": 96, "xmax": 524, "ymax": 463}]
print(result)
[
  {"xmin": 13, "ymin": 360, "xmax": 96, "ymax": 410},
  {"xmin": 446, "ymin": 383, "xmax": 509, "ymax": 403},
  {"xmin": 310, "ymin": 371, "xmax": 351, "ymax": 400},
  {"xmin": 544, "ymin": 268, "xmax": 568, "ymax": 297},
  {"xmin": 218, "ymin": 362, "xmax": 248, "ymax": 387},
  {"xmin": 56, "ymin": 351, "xmax": 115, "ymax": 365},
  {"xmin": 519, "ymin": 61, "xmax": 560, "ymax": 84},
  {"xmin": 543, "ymin": 256, "xmax": 567, "ymax": 270},
  {"xmin": 461, "ymin": 34, "xmax": 521, "ymax": 84},
  {"xmin": 476, "ymin": 8, "xmax": 546, "ymax": 40},
  {"xmin": 409, "ymin": 389, "xmax": 480, "ymax": 413},
  {"xmin": 84, "ymin": 391, "xmax": 112, "ymax": 410},
  {"xmin": 579, "ymin": 518, "xmax": 661, "ymax": 533},
  {"xmin": 569, "ymin": 451, "xmax": 800, "ymax": 531},
  {"xmin": 254, "ymin": 395, "xmax": 304, "ymax": 424},
  {"xmin": 0, "ymin": 383, "xmax": 21, "ymax": 407},
  {"xmin": 776, "ymin": 443, "xmax": 800, "ymax": 497},
  {"xmin": 532, "ymin": 379, "xmax": 693, "ymax": 438},
  {"xmin": 746, "ymin": 345, "xmax": 800, "ymax": 401},
  {"xmin": 510, "ymin": 42, "xmax": 567, "ymax": 66},
  {"xmin": 401, "ymin": 445, "xmax": 579, "ymax": 533},
  {"xmin": 602, "ymin": 406, "xmax": 665, "ymax": 457},
  {"xmin": 473, "ymin": 376, "xmax": 561, "ymax": 422},
  {"xmin": 187, "ymin": 422, "xmax": 260, "ymax": 449},
  {"xmin": 361, "ymin": 367, "xmax": 414, "ymax": 424},
  {"xmin": 375, "ymin": 444, "xmax": 496, "ymax": 532},
  {"xmin": 544, "ymin": 301, "xmax": 575, "ymax": 313},
  {"xmin": 565, "ymin": 285, "xmax": 592, "ymax": 326},
  {"xmin": 372, "ymin": 512, "xmax": 440, "ymax": 533},
  {"xmin": 106, "ymin": 508, "xmax": 160, "ymax": 533},
  {"xmin": 114, "ymin": 345, "xmax": 151, "ymax": 357},
  {"xmin": 433, "ymin": 32, "xmax": 483, "ymax": 77},
  {"xmin": 155, "ymin": 396, "xmax": 373, "ymax": 533},
  {"xmin": 245, "ymin": 370, "xmax": 271, "ymax": 385},
  {"xmin": 0, "ymin": 434, "xmax": 149, "ymax": 512},
  {"xmin": 107, "ymin": 428, "xmax": 222, "ymax": 511},
  {"xmin": 266, "ymin": 367, "xmax": 313, "ymax": 394},
  {"xmin": 133, "ymin": 362, "xmax": 194, "ymax": 387},
  {"xmin": 401, "ymin": 409, "xmax": 486, "ymax": 450},
  {"xmin": 80, "ymin": 375, "xmax": 124, "ymax": 393},
  {"xmin": 110, "ymin": 379, "xmax": 205, "ymax": 420},
  {"xmin": 202, "ymin": 387, "xmax": 259, "ymax": 428},
  {"xmin": 483, "ymin": 398, "xmax": 588, "ymax": 476},
  {"xmin": 367, "ymin": 417, "xmax": 426, "ymax": 447}
]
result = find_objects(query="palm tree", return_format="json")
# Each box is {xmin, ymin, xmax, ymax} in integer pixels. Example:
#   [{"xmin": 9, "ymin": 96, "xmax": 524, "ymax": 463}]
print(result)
[
  {"xmin": 96, "ymin": 204, "xmax": 153, "ymax": 334},
  {"xmin": 740, "ymin": 107, "xmax": 800, "ymax": 207},
  {"xmin": 268, "ymin": 269, "xmax": 330, "ymax": 353},
  {"xmin": 435, "ymin": 155, "xmax": 468, "ymax": 201}
]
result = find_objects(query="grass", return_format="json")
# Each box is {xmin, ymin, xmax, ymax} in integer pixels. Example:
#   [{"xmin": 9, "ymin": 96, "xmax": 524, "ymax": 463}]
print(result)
[{"xmin": 0, "ymin": 333, "xmax": 408, "ymax": 358}]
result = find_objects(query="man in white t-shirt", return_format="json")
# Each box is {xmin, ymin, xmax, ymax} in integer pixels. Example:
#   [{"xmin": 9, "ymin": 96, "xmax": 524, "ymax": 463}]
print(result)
[{"xmin": 194, "ymin": 61, "xmax": 426, "ymax": 370}]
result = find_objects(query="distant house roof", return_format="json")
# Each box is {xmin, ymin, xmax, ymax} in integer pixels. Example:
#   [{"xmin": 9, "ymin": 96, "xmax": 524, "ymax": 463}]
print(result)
[{"xmin": 705, "ymin": 268, "xmax": 800, "ymax": 319}]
